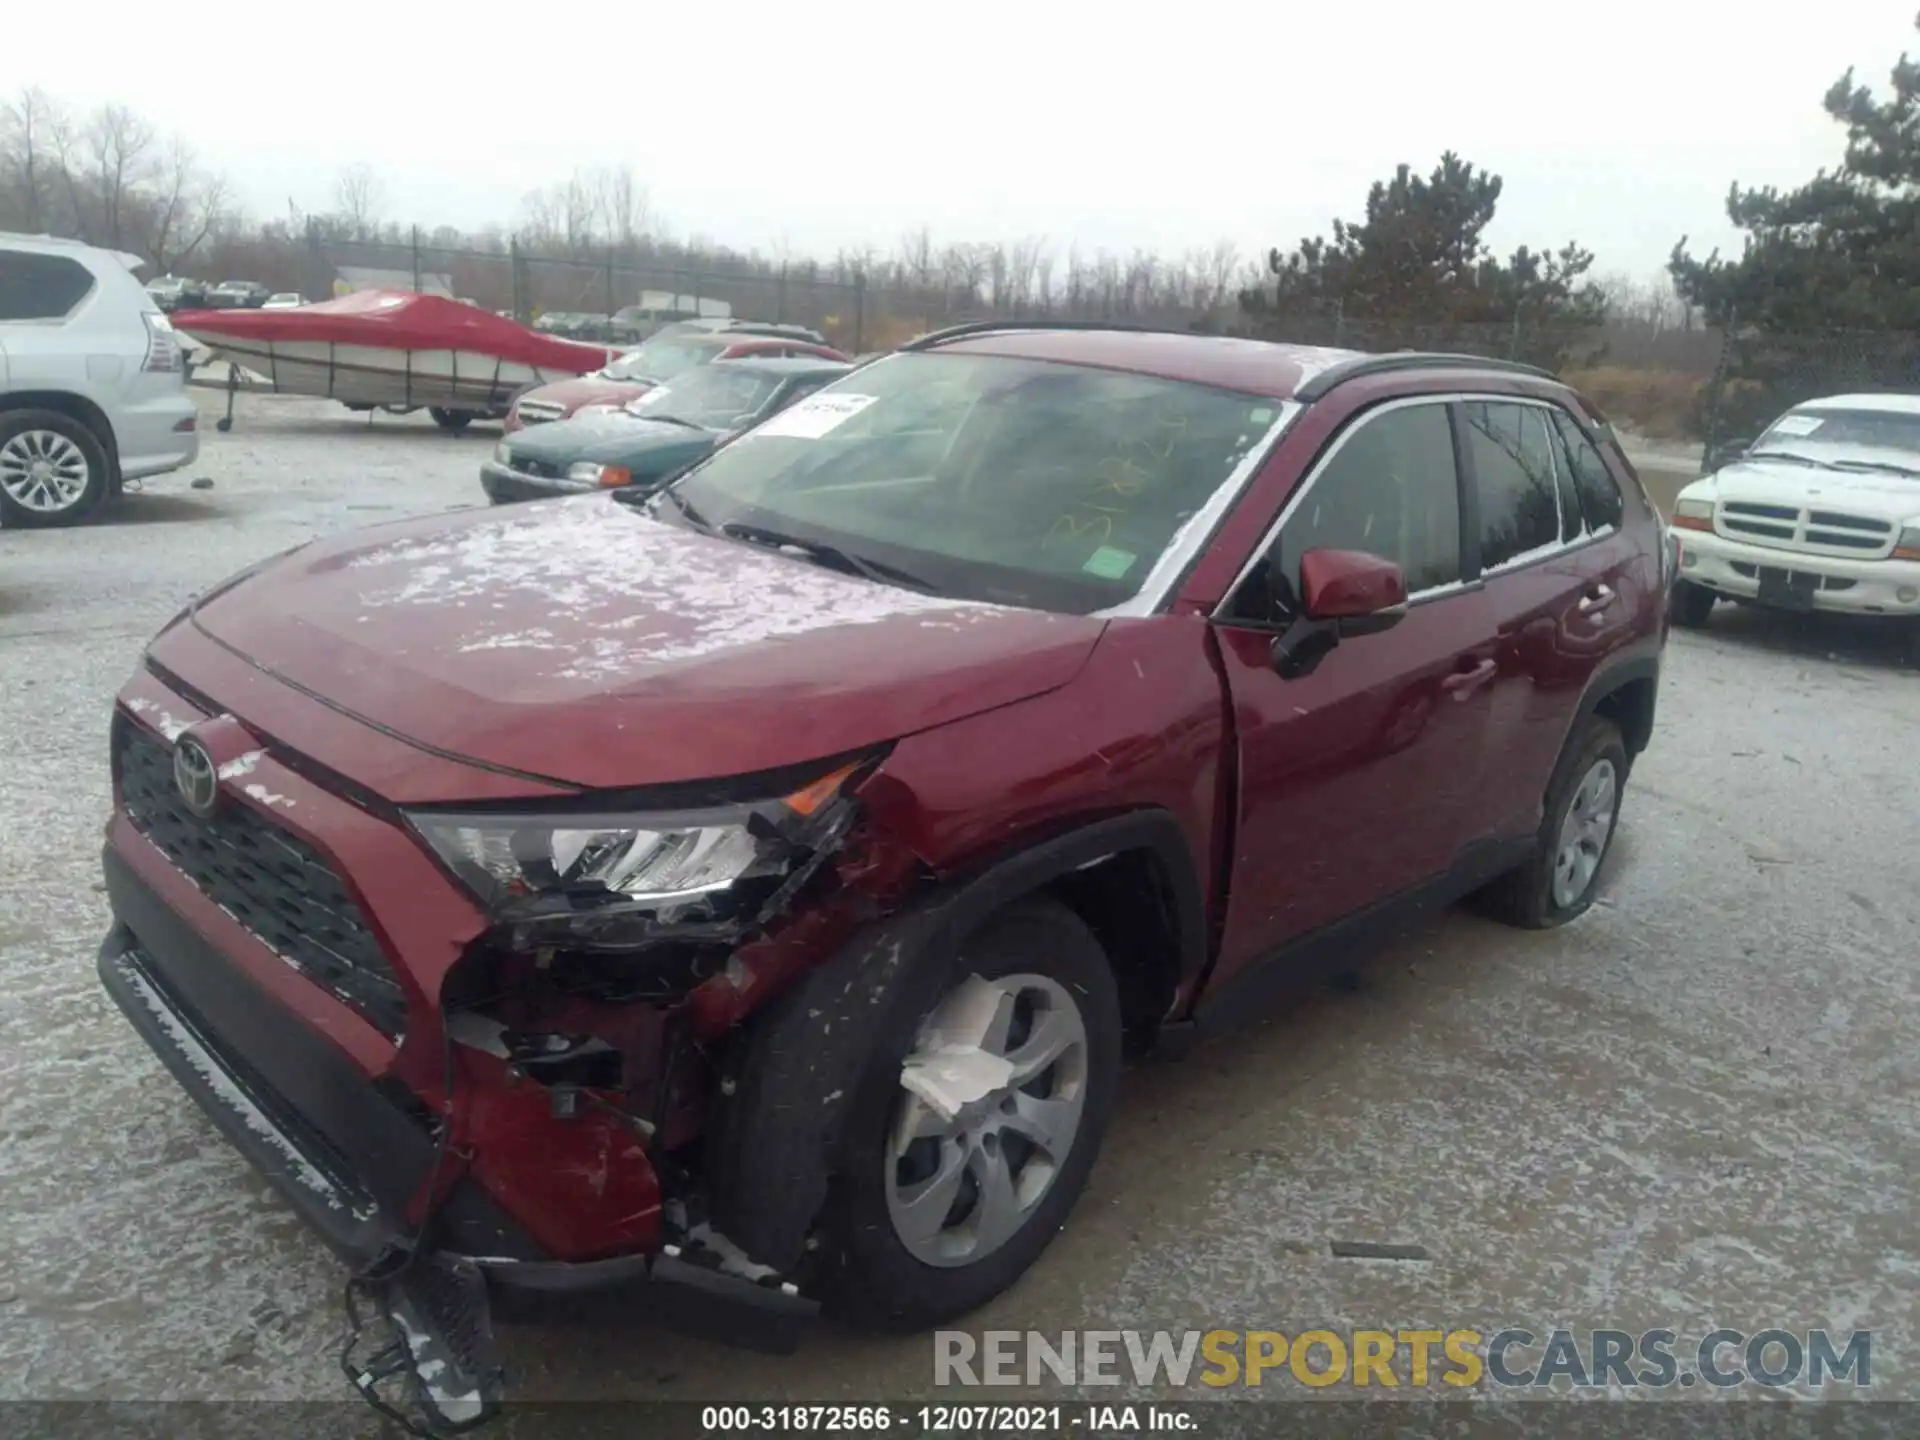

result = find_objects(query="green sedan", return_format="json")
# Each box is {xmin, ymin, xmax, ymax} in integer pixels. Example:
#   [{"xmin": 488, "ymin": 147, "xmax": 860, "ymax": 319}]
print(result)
[{"xmin": 480, "ymin": 355, "xmax": 852, "ymax": 505}]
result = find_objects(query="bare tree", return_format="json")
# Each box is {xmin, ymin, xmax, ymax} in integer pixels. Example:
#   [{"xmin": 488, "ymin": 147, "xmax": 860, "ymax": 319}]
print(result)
[
  {"xmin": 517, "ymin": 184, "xmax": 562, "ymax": 249},
  {"xmin": 1202, "ymin": 238, "xmax": 1239, "ymax": 310},
  {"xmin": 334, "ymin": 163, "xmax": 383, "ymax": 240},
  {"xmin": 560, "ymin": 171, "xmax": 600, "ymax": 254},
  {"xmin": 896, "ymin": 225, "xmax": 934, "ymax": 289},
  {"xmin": 1006, "ymin": 236, "xmax": 1047, "ymax": 309},
  {"xmin": 940, "ymin": 242, "xmax": 989, "ymax": 309},
  {"xmin": 142, "ymin": 135, "xmax": 228, "ymax": 272},
  {"xmin": 593, "ymin": 164, "xmax": 649, "ymax": 249},
  {"xmin": 0, "ymin": 86, "xmax": 62, "ymax": 232},
  {"xmin": 83, "ymin": 103, "xmax": 156, "ymax": 247}
]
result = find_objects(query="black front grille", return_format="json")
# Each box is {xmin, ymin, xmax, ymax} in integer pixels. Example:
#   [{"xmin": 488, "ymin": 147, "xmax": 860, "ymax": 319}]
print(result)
[
  {"xmin": 115, "ymin": 719, "xmax": 409, "ymax": 1040},
  {"xmin": 511, "ymin": 453, "xmax": 566, "ymax": 480},
  {"xmin": 1809, "ymin": 510, "xmax": 1891, "ymax": 532}
]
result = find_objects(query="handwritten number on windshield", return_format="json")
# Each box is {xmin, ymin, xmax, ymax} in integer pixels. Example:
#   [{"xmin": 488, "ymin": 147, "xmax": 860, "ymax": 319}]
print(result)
[{"xmin": 1045, "ymin": 406, "xmax": 1189, "ymax": 554}]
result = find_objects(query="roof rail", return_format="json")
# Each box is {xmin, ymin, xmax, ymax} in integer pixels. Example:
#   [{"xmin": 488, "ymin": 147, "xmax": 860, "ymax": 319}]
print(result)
[
  {"xmin": 1293, "ymin": 351, "xmax": 1558, "ymax": 402},
  {"xmin": 898, "ymin": 318, "xmax": 1166, "ymax": 351}
]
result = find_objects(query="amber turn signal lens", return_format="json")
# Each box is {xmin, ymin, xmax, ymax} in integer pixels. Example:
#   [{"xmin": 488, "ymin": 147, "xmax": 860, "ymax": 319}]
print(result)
[
  {"xmin": 784, "ymin": 761, "xmax": 862, "ymax": 816},
  {"xmin": 597, "ymin": 465, "xmax": 632, "ymax": 488},
  {"xmin": 1670, "ymin": 514, "xmax": 1713, "ymax": 532}
]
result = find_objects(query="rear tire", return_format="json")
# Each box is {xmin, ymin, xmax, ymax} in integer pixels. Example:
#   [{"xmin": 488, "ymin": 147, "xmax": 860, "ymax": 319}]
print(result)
[
  {"xmin": 429, "ymin": 407, "xmax": 475, "ymax": 433},
  {"xmin": 1670, "ymin": 579, "xmax": 1715, "ymax": 628},
  {"xmin": 1473, "ymin": 717, "xmax": 1627, "ymax": 930},
  {"xmin": 0, "ymin": 409, "xmax": 112, "ymax": 528}
]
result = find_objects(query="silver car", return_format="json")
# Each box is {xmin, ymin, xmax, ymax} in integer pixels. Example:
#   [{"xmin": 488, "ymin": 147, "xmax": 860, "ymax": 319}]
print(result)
[{"xmin": 0, "ymin": 232, "xmax": 200, "ymax": 527}]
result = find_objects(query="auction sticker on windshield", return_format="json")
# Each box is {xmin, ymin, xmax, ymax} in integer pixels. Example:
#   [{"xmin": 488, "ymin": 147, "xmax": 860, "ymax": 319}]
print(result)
[
  {"xmin": 755, "ymin": 393, "xmax": 878, "ymax": 439},
  {"xmin": 1769, "ymin": 414, "xmax": 1825, "ymax": 437}
]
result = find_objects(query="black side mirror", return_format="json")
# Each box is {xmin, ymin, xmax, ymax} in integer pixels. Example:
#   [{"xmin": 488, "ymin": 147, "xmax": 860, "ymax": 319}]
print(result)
[{"xmin": 1706, "ymin": 439, "xmax": 1752, "ymax": 473}]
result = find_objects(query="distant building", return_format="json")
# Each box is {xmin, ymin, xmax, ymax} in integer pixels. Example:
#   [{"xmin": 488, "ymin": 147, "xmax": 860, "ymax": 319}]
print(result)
[{"xmin": 333, "ymin": 265, "xmax": 455, "ymax": 298}]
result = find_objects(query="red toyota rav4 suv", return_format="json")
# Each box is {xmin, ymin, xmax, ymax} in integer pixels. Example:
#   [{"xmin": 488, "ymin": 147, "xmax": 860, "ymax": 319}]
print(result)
[{"xmin": 98, "ymin": 324, "xmax": 1667, "ymax": 1425}]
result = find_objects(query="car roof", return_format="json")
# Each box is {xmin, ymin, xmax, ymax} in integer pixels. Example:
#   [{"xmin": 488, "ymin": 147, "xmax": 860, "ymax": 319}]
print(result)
[
  {"xmin": 1791, "ymin": 393, "xmax": 1920, "ymax": 416},
  {"xmin": 713, "ymin": 333, "xmax": 832, "ymax": 352},
  {"xmin": 0, "ymin": 229, "xmax": 144, "ymax": 271},
  {"xmin": 926, "ymin": 328, "xmax": 1367, "ymax": 400},
  {"xmin": 709, "ymin": 356, "xmax": 852, "ymax": 377}
]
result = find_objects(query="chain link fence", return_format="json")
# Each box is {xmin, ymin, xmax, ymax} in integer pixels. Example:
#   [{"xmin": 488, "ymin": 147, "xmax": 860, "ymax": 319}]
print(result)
[
  {"xmin": 304, "ymin": 232, "xmax": 1232, "ymax": 356},
  {"xmin": 252, "ymin": 225, "xmax": 1920, "ymax": 463}
]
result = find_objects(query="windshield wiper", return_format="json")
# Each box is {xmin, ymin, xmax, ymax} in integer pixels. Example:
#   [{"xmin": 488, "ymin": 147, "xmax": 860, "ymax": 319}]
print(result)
[
  {"xmin": 637, "ymin": 484, "xmax": 713, "ymax": 528},
  {"xmin": 1826, "ymin": 459, "xmax": 1920, "ymax": 479},
  {"xmin": 636, "ymin": 413, "xmax": 707, "ymax": 431},
  {"xmin": 720, "ymin": 522, "xmax": 941, "ymax": 594},
  {"xmin": 1745, "ymin": 449, "xmax": 1837, "ymax": 469}
]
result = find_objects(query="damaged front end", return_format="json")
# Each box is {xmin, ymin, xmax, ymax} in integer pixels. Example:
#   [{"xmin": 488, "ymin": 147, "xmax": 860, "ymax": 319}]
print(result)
[{"xmin": 345, "ymin": 750, "xmax": 930, "ymax": 1432}]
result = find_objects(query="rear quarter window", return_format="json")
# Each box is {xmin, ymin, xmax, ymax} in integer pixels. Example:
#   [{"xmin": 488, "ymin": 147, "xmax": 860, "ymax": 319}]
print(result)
[
  {"xmin": 1549, "ymin": 410, "xmax": 1626, "ymax": 534},
  {"xmin": 0, "ymin": 250, "xmax": 97, "ymax": 322}
]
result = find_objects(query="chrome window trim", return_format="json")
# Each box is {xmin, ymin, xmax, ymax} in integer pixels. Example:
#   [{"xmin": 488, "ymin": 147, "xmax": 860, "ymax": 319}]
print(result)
[
  {"xmin": 1212, "ymin": 391, "xmax": 1622, "ymax": 623},
  {"xmin": 1095, "ymin": 401, "xmax": 1304, "ymax": 618}
]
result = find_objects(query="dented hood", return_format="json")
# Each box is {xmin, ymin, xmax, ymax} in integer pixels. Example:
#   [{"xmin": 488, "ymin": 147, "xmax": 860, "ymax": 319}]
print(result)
[{"xmin": 186, "ymin": 497, "xmax": 1103, "ymax": 791}]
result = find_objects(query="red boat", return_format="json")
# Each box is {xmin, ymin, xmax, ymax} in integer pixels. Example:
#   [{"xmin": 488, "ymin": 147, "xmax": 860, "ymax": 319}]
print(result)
[{"xmin": 172, "ymin": 290, "xmax": 614, "ymax": 432}]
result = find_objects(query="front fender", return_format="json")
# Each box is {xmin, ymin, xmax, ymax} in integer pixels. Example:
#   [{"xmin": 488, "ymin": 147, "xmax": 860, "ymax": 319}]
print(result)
[{"xmin": 703, "ymin": 810, "xmax": 1207, "ymax": 1270}]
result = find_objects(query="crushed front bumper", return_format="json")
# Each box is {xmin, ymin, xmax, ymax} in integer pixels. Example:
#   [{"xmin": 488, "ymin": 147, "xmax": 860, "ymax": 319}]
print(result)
[{"xmin": 98, "ymin": 844, "xmax": 817, "ymax": 1425}]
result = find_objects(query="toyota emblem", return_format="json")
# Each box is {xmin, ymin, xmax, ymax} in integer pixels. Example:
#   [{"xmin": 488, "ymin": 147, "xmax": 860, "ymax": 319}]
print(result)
[{"xmin": 173, "ymin": 735, "xmax": 220, "ymax": 818}]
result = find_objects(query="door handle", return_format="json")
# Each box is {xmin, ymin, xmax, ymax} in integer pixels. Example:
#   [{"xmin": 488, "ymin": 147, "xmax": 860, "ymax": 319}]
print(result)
[
  {"xmin": 1578, "ymin": 584, "xmax": 1616, "ymax": 615},
  {"xmin": 1440, "ymin": 657, "xmax": 1497, "ymax": 698}
]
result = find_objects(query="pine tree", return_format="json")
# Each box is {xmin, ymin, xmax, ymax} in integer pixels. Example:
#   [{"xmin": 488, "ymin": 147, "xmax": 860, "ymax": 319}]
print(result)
[
  {"xmin": 1670, "ymin": 14, "xmax": 1920, "ymax": 436},
  {"xmin": 1241, "ymin": 152, "xmax": 1605, "ymax": 369},
  {"xmin": 1670, "ymin": 15, "xmax": 1920, "ymax": 330}
]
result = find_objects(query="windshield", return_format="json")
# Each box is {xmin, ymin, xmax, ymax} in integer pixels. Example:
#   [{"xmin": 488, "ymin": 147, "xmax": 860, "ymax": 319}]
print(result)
[
  {"xmin": 666, "ymin": 352, "xmax": 1281, "ymax": 614},
  {"xmin": 601, "ymin": 337, "xmax": 723, "ymax": 383},
  {"xmin": 1756, "ymin": 407, "xmax": 1920, "ymax": 469},
  {"xmin": 628, "ymin": 367, "xmax": 782, "ymax": 430}
]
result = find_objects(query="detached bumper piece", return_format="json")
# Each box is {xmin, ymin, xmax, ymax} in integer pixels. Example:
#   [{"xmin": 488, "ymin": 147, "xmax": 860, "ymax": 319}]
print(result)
[{"xmin": 343, "ymin": 1254, "xmax": 505, "ymax": 1435}]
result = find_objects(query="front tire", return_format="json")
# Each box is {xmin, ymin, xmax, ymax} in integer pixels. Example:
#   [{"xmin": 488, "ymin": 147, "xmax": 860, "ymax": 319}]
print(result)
[
  {"xmin": 429, "ymin": 407, "xmax": 475, "ymax": 433},
  {"xmin": 1670, "ymin": 579, "xmax": 1715, "ymax": 628},
  {"xmin": 819, "ymin": 899, "xmax": 1122, "ymax": 1329},
  {"xmin": 0, "ymin": 410, "xmax": 111, "ymax": 528},
  {"xmin": 1474, "ymin": 717, "xmax": 1627, "ymax": 929}
]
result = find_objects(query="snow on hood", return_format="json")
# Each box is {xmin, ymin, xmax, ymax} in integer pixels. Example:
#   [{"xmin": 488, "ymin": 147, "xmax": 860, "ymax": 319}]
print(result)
[
  {"xmin": 343, "ymin": 498, "xmax": 1001, "ymax": 676},
  {"xmin": 1708, "ymin": 451, "xmax": 1920, "ymax": 523},
  {"xmin": 189, "ymin": 497, "xmax": 1104, "ymax": 789}
]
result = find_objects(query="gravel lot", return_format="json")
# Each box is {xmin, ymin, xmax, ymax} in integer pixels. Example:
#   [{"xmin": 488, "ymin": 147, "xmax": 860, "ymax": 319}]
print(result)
[{"xmin": 3, "ymin": 391, "xmax": 1917, "ymax": 1408}]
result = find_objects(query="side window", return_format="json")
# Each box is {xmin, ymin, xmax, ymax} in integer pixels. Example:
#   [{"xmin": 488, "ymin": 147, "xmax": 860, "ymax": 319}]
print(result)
[
  {"xmin": 1230, "ymin": 402, "xmax": 1461, "ymax": 623},
  {"xmin": 0, "ymin": 250, "xmax": 96, "ymax": 321},
  {"xmin": 1550, "ymin": 411, "xmax": 1625, "ymax": 534},
  {"xmin": 1461, "ymin": 401, "xmax": 1561, "ymax": 569}
]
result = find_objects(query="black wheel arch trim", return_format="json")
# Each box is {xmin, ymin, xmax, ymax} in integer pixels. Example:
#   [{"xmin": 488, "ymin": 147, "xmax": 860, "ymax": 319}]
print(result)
[
  {"xmin": 1570, "ymin": 650, "xmax": 1662, "ymax": 759},
  {"xmin": 923, "ymin": 809, "xmax": 1210, "ymax": 993}
]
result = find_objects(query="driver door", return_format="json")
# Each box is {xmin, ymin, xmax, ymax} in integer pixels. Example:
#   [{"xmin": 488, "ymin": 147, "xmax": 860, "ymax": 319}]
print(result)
[{"xmin": 1203, "ymin": 398, "xmax": 1504, "ymax": 997}]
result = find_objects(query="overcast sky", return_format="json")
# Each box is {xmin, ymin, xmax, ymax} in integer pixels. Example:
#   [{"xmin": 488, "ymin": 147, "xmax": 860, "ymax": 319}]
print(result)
[{"xmin": 7, "ymin": 0, "xmax": 1913, "ymax": 280}]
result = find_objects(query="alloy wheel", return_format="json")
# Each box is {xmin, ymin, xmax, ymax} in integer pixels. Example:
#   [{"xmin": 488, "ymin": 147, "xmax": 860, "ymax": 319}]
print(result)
[
  {"xmin": 886, "ymin": 972, "xmax": 1089, "ymax": 1268},
  {"xmin": 0, "ymin": 430, "xmax": 92, "ymax": 513},
  {"xmin": 1551, "ymin": 757, "xmax": 1618, "ymax": 909}
]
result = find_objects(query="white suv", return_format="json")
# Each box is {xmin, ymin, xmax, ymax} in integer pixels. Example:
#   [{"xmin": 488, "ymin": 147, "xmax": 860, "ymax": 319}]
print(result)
[
  {"xmin": 1670, "ymin": 393, "xmax": 1920, "ymax": 640},
  {"xmin": 0, "ymin": 233, "xmax": 200, "ymax": 527}
]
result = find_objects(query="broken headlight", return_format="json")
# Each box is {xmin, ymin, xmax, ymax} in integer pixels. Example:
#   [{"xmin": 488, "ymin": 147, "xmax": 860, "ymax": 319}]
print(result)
[{"xmin": 406, "ymin": 759, "xmax": 864, "ymax": 947}]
